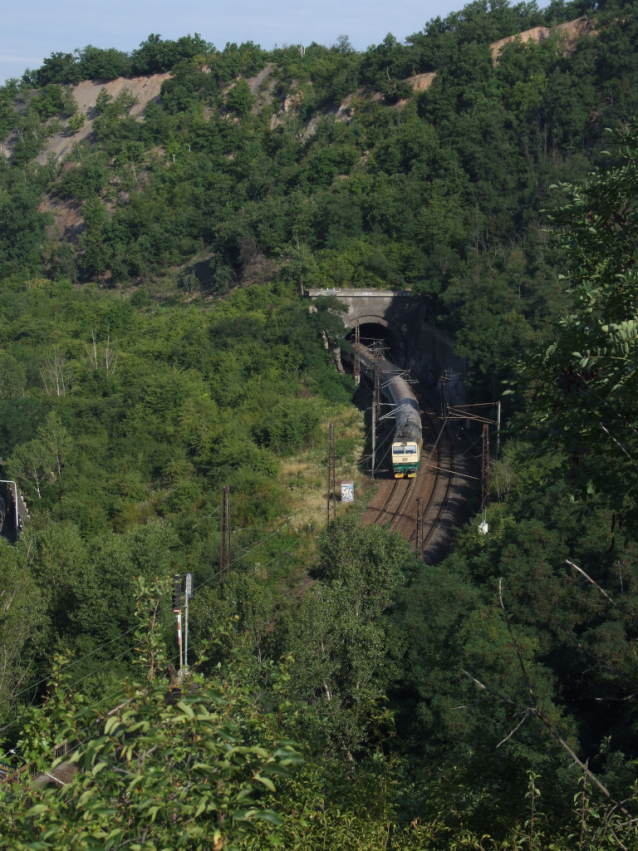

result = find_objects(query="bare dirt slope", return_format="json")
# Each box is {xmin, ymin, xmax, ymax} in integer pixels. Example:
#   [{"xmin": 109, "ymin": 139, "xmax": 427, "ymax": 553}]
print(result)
[
  {"xmin": 491, "ymin": 16, "xmax": 596, "ymax": 61},
  {"xmin": 27, "ymin": 73, "xmax": 171, "ymax": 164},
  {"xmin": 2, "ymin": 16, "xmax": 596, "ymax": 165}
]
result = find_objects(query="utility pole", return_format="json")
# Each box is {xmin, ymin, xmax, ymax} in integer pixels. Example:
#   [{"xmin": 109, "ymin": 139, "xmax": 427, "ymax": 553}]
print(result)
[
  {"xmin": 371, "ymin": 345, "xmax": 382, "ymax": 479},
  {"xmin": 184, "ymin": 573, "xmax": 193, "ymax": 671},
  {"xmin": 371, "ymin": 389, "xmax": 377, "ymax": 480},
  {"xmin": 481, "ymin": 424, "xmax": 490, "ymax": 511},
  {"xmin": 353, "ymin": 321, "xmax": 360, "ymax": 385},
  {"xmin": 327, "ymin": 423, "xmax": 336, "ymax": 526},
  {"xmin": 173, "ymin": 575, "xmax": 182, "ymax": 673},
  {"xmin": 496, "ymin": 400, "xmax": 501, "ymax": 459},
  {"xmin": 220, "ymin": 486, "xmax": 231, "ymax": 581},
  {"xmin": 374, "ymin": 344, "xmax": 382, "ymax": 421},
  {"xmin": 415, "ymin": 497, "xmax": 423, "ymax": 554}
]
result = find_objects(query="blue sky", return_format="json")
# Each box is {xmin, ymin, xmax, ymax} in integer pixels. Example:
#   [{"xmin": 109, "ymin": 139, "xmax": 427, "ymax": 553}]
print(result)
[{"xmin": 1, "ymin": 0, "xmax": 469, "ymax": 85}]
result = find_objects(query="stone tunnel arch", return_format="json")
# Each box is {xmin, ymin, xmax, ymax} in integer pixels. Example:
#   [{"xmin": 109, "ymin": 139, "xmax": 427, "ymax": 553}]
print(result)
[{"xmin": 305, "ymin": 288, "xmax": 467, "ymax": 403}]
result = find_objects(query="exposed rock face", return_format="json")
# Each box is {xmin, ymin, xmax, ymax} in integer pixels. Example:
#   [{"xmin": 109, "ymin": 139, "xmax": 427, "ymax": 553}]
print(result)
[
  {"xmin": 38, "ymin": 195, "xmax": 85, "ymax": 243},
  {"xmin": 405, "ymin": 71, "xmax": 438, "ymax": 92},
  {"xmin": 0, "ymin": 73, "xmax": 172, "ymax": 165},
  {"xmin": 247, "ymin": 62, "xmax": 276, "ymax": 113},
  {"xmin": 490, "ymin": 16, "xmax": 596, "ymax": 61},
  {"xmin": 1, "ymin": 16, "xmax": 597, "ymax": 165}
]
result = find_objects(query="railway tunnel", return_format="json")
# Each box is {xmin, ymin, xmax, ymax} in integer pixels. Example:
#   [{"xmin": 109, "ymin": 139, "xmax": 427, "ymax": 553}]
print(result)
[
  {"xmin": 306, "ymin": 287, "xmax": 473, "ymax": 562},
  {"xmin": 349, "ymin": 322, "xmax": 400, "ymax": 361},
  {"xmin": 305, "ymin": 288, "xmax": 466, "ymax": 399}
]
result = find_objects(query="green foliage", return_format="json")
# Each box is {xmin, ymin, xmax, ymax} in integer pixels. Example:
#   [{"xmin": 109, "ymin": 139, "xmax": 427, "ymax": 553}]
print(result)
[
  {"xmin": 130, "ymin": 33, "xmax": 213, "ymax": 75},
  {"xmin": 280, "ymin": 517, "xmax": 411, "ymax": 757},
  {"xmin": 6, "ymin": 0, "xmax": 635, "ymax": 327},
  {"xmin": 76, "ymin": 45, "xmax": 131, "ymax": 81},
  {"xmin": 513, "ymin": 123, "xmax": 638, "ymax": 534},
  {"xmin": 225, "ymin": 78, "xmax": 255, "ymax": 116},
  {"xmin": 253, "ymin": 399, "xmax": 321, "ymax": 453},
  {"xmin": 0, "ymin": 279, "xmax": 352, "ymax": 703},
  {"xmin": 29, "ymin": 85, "xmax": 76, "ymax": 120},
  {"xmin": 0, "ymin": 78, "xmax": 20, "ymax": 140},
  {"xmin": 0, "ymin": 539, "xmax": 45, "ymax": 728},
  {"xmin": 8, "ymin": 411, "xmax": 70, "ymax": 499},
  {"xmin": 0, "ymin": 351, "xmax": 26, "ymax": 398},
  {"xmin": 1, "ymin": 587, "xmax": 302, "ymax": 851},
  {"xmin": 4, "ymin": 3, "xmax": 638, "ymax": 847},
  {"xmin": 66, "ymin": 112, "xmax": 85, "ymax": 135},
  {"xmin": 30, "ymin": 36, "xmax": 211, "ymax": 85}
]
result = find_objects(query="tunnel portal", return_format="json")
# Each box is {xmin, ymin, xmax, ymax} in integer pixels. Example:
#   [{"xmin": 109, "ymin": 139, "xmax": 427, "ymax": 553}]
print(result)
[
  {"xmin": 305, "ymin": 288, "xmax": 467, "ymax": 401},
  {"xmin": 346, "ymin": 322, "xmax": 402, "ymax": 365},
  {"xmin": 306, "ymin": 288, "xmax": 423, "ymax": 367}
]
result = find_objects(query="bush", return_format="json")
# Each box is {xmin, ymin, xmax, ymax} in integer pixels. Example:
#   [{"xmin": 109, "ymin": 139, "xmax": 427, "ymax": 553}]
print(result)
[{"xmin": 225, "ymin": 78, "xmax": 255, "ymax": 116}]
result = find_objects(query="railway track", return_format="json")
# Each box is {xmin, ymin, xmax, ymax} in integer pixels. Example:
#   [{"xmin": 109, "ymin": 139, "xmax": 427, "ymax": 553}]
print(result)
[{"xmin": 362, "ymin": 385, "xmax": 467, "ymax": 560}]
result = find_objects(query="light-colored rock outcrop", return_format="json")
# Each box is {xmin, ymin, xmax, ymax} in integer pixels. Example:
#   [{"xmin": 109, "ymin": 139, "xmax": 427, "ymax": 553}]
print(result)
[
  {"xmin": 490, "ymin": 16, "xmax": 595, "ymax": 61},
  {"xmin": 0, "ymin": 72, "xmax": 171, "ymax": 164},
  {"xmin": 1, "ymin": 17, "xmax": 599, "ymax": 165},
  {"xmin": 405, "ymin": 71, "xmax": 438, "ymax": 92},
  {"xmin": 34, "ymin": 73, "xmax": 171, "ymax": 164}
]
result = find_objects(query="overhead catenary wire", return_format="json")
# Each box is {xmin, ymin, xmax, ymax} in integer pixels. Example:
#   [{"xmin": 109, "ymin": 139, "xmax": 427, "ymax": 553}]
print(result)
[
  {"xmin": 14, "ymin": 523, "xmax": 293, "ymax": 703},
  {"xmin": 9, "ymin": 536, "xmax": 307, "ymax": 766},
  {"xmin": 13, "ymin": 625, "xmax": 144, "ymax": 701},
  {"xmin": 19, "ymin": 530, "xmax": 292, "ymax": 703}
]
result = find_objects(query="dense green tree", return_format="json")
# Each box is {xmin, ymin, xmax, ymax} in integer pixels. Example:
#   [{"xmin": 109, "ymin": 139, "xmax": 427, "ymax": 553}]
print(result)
[
  {"xmin": 2, "ymin": 3, "xmax": 638, "ymax": 845},
  {"xmin": 514, "ymin": 124, "xmax": 638, "ymax": 534},
  {"xmin": 0, "ymin": 540, "xmax": 45, "ymax": 730},
  {"xmin": 225, "ymin": 78, "xmax": 255, "ymax": 116}
]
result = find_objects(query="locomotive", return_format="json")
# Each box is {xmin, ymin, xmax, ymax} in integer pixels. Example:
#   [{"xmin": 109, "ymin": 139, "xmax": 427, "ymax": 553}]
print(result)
[{"xmin": 352, "ymin": 342, "xmax": 422, "ymax": 478}]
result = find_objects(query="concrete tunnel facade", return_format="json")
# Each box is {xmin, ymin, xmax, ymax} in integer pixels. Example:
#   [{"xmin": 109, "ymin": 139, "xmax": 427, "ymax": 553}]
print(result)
[{"xmin": 305, "ymin": 288, "xmax": 467, "ymax": 404}]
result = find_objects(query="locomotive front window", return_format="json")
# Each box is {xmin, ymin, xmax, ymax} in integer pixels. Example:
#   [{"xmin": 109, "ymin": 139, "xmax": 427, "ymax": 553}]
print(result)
[{"xmin": 393, "ymin": 444, "xmax": 417, "ymax": 455}]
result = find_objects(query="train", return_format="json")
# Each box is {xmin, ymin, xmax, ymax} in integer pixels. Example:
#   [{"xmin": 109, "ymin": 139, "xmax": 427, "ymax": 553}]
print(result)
[{"xmin": 352, "ymin": 342, "xmax": 423, "ymax": 478}]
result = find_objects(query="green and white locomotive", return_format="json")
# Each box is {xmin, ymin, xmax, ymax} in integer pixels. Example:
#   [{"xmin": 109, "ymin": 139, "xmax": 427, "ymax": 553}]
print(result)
[{"xmin": 353, "ymin": 342, "xmax": 423, "ymax": 478}]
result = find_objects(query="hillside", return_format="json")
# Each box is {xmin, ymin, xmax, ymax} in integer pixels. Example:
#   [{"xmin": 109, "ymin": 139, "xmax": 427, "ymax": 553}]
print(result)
[
  {"xmin": 3, "ymin": 0, "xmax": 638, "ymax": 847},
  {"xmin": 1, "ymin": 0, "xmax": 635, "ymax": 406},
  {"xmin": 2, "ymin": 14, "xmax": 596, "ymax": 167}
]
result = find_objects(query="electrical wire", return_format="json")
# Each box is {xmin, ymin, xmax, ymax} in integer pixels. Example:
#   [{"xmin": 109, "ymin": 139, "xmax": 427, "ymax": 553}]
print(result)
[
  {"xmin": 13, "ymin": 522, "xmax": 292, "ymax": 702},
  {"xmin": 11, "ymin": 355, "xmax": 384, "ymax": 710},
  {"xmin": 192, "ymin": 526, "xmax": 286, "ymax": 595},
  {"xmin": 13, "ymin": 625, "xmax": 144, "ymax": 701},
  {"xmin": 10, "ymin": 537, "xmax": 308, "ymax": 768},
  {"xmin": 421, "ymin": 412, "xmax": 452, "ymax": 476}
]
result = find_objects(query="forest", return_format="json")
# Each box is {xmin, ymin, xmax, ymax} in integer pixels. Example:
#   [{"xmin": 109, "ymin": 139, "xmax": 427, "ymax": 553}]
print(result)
[{"xmin": 2, "ymin": 0, "xmax": 638, "ymax": 846}]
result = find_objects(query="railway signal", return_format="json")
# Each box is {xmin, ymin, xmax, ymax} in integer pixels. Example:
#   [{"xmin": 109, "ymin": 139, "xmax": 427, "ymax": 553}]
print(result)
[
  {"xmin": 184, "ymin": 573, "xmax": 193, "ymax": 671},
  {"xmin": 173, "ymin": 574, "xmax": 183, "ymax": 672}
]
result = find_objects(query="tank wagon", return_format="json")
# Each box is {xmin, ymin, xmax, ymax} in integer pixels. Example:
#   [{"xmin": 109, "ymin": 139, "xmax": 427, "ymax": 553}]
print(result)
[{"xmin": 353, "ymin": 342, "xmax": 422, "ymax": 477}]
